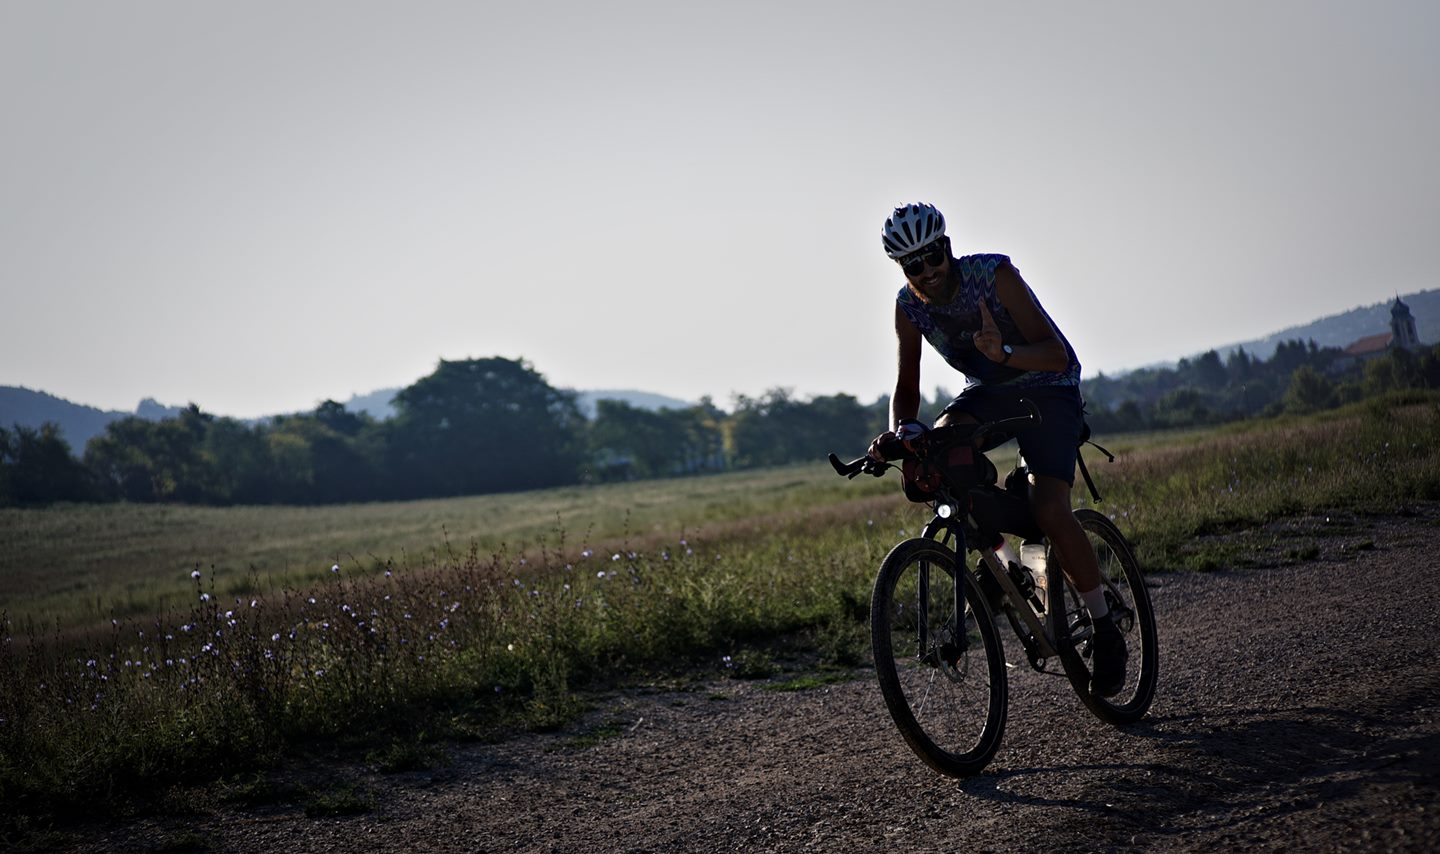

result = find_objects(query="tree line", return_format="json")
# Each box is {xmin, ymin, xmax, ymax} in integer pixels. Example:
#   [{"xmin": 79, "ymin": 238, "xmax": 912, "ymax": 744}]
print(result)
[
  {"xmin": 1082, "ymin": 340, "xmax": 1440, "ymax": 432},
  {"xmin": 0, "ymin": 358, "xmax": 893, "ymax": 507},
  {"xmin": 5, "ymin": 343, "xmax": 1439, "ymax": 508}
]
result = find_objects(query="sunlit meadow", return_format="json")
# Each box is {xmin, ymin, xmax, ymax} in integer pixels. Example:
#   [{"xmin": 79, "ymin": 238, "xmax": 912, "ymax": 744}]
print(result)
[{"xmin": 2, "ymin": 391, "xmax": 1437, "ymax": 830}]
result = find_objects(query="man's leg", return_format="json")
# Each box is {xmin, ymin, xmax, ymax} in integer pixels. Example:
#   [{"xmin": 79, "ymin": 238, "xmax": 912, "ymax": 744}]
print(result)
[{"xmin": 1030, "ymin": 474, "xmax": 1127, "ymax": 696}]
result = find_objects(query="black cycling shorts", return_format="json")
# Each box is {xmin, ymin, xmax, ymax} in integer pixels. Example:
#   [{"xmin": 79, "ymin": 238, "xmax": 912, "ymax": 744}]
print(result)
[{"xmin": 938, "ymin": 384, "xmax": 1085, "ymax": 485}]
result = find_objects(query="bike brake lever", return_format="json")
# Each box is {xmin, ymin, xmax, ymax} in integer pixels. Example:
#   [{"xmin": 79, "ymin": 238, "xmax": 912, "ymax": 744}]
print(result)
[{"xmin": 829, "ymin": 453, "xmax": 865, "ymax": 478}]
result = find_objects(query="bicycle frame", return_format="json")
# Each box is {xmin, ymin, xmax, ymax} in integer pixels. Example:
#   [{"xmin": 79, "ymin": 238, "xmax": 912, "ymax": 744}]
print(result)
[{"xmin": 919, "ymin": 505, "xmax": 1063, "ymax": 668}]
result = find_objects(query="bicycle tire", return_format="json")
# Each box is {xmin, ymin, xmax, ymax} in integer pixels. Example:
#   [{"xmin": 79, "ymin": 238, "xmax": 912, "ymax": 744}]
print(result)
[
  {"xmin": 870, "ymin": 538, "xmax": 1008, "ymax": 777},
  {"xmin": 1052, "ymin": 509, "xmax": 1158, "ymax": 725}
]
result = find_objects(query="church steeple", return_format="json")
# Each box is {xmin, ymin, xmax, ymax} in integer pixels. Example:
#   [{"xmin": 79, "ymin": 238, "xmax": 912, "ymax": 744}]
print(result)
[{"xmin": 1390, "ymin": 296, "xmax": 1419, "ymax": 351}]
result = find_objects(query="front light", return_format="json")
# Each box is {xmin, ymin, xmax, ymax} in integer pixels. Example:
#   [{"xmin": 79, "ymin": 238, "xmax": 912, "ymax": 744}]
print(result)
[{"xmin": 936, "ymin": 503, "xmax": 955, "ymax": 519}]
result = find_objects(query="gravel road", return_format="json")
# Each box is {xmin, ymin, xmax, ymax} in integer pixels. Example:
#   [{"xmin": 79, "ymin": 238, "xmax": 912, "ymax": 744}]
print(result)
[{"xmin": 77, "ymin": 505, "xmax": 1440, "ymax": 853}]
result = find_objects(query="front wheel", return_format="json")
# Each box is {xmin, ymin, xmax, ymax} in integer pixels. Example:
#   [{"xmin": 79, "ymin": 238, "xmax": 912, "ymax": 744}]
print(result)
[
  {"xmin": 1052, "ymin": 510, "xmax": 1159, "ymax": 725},
  {"xmin": 871, "ymin": 538, "xmax": 1008, "ymax": 777}
]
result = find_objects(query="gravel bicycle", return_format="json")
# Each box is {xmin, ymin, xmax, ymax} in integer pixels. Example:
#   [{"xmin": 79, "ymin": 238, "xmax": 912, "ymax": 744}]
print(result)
[{"xmin": 829, "ymin": 404, "xmax": 1158, "ymax": 777}]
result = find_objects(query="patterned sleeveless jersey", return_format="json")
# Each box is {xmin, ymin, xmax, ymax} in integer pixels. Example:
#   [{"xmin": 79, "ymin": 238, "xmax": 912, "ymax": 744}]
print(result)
[{"xmin": 895, "ymin": 253, "xmax": 1081, "ymax": 389}]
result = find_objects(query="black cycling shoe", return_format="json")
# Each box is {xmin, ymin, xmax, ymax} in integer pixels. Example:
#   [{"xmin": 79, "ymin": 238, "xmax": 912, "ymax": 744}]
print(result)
[{"xmin": 1089, "ymin": 615, "xmax": 1129, "ymax": 697}]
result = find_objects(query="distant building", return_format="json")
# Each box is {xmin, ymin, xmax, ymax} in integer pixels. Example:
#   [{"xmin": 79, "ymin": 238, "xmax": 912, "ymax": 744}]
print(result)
[
  {"xmin": 1334, "ymin": 296, "xmax": 1422, "ymax": 372},
  {"xmin": 1390, "ymin": 296, "xmax": 1421, "ymax": 350},
  {"xmin": 1344, "ymin": 332, "xmax": 1392, "ymax": 360}
]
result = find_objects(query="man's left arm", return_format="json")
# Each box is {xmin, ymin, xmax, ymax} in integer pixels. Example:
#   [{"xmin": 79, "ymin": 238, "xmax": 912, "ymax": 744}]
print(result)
[{"xmin": 989, "ymin": 261, "xmax": 1069, "ymax": 372}]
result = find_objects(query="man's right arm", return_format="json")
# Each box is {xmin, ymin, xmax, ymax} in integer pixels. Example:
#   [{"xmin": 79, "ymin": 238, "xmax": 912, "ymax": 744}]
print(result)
[
  {"xmin": 889, "ymin": 302, "xmax": 923, "ymax": 430},
  {"xmin": 870, "ymin": 304, "xmax": 924, "ymax": 461}
]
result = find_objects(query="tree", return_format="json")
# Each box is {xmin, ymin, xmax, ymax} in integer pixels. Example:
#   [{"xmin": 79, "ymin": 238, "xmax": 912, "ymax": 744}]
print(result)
[
  {"xmin": 1192, "ymin": 350, "xmax": 1228, "ymax": 389},
  {"xmin": 84, "ymin": 405, "xmax": 217, "ymax": 502},
  {"xmin": 386, "ymin": 357, "xmax": 585, "ymax": 497},
  {"xmin": 1363, "ymin": 349, "xmax": 1424, "ymax": 397},
  {"xmin": 1283, "ymin": 365, "xmax": 1336, "ymax": 414},
  {"xmin": 727, "ymin": 389, "xmax": 874, "ymax": 468},
  {"xmin": 0, "ymin": 423, "xmax": 93, "ymax": 506},
  {"xmin": 588, "ymin": 399, "xmax": 678, "ymax": 480}
]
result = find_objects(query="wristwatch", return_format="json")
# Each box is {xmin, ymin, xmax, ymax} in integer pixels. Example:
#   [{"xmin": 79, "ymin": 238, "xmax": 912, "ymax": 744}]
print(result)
[{"xmin": 1000, "ymin": 344, "xmax": 1014, "ymax": 365}]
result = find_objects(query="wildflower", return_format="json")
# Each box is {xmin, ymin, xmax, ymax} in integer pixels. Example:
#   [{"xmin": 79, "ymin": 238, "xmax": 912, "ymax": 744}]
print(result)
[
  {"xmin": 722, "ymin": 655, "xmax": 734, "ymax": 669},
  {"xmin": 439, "ymin": 619, "xmax": 449, "ymax": 630},
  {"xmin": 201, "ymin": 643, "xmax": 213, "ymax": 653},
  {"xmin": 191, "ymin": 570, "xmax": 201, "ymax": 579},
  {"xmin": 612, "ymin": 553, "xmax": 621, "ymax": 561},
  {"xmin": 581, "ymin": 548, "xmax": 593, "ymax": 559},
  {"xmin": 250, "ymin": 599, "xmax": 258, "ymax": 608},
  {"xmin": 200, "ymin": 593, "xmax": 211, "ymax": 602},
  {"xmin": 314, "ymin": 668, "xmax": 325, "ymax": 677},
  {"xmin": 385, "ymin": 570, "xmax": 393, "ymax": 578},
  {"xmin": 182, "ymin": 624, "xmax": 192, "ymax": 633},
  {"xmin": 331, "ymin": 564, "xmax": 340, "ymax": 573},
  {"xmin": 597, "ymin": 571, "xmax": 606, "ymax": 579},
  {"xmin": 679, "ymin": 537, "xmax": 688, "ymax": 547},
  {"xmin": 225, "ymin": 610, "xmax": 234, "ymax": 619},
  {"xmin": 308, "ymin": 597, "xmax": 316, "ymax": 604},
  {"xmin": 686, "ymin": 548, "xmax": 694, "ymax": 557},
  {"xmin": 507, "ymin": 643, "xmax": 515, "ymax": 652},
  {"xmin": 519, "ymin": 558, "xmax": 527, "ymax": 566},
  {"xmin": 264, "ymin": 649, "xmax": 274, "ymax": 660}
]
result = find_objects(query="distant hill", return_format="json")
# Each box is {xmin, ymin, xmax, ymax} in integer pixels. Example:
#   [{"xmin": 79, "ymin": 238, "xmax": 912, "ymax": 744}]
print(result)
[
  {"xmin": 0, "ymin": 388, "xmax": 182, "ymax": 451},
  {"xmin": 1209, "ymin": 288, "xmax": 1438, "ymax": 363},
  {"xmin": 572, "ymin": 389, "xmax": 694, "ymax": 418},
  {"xmin": 10, "ymin": 290, "xmax": 1430, "ymax": 448},
  {"xmin": 342, "ymin": 387, "xmax": 693, "ymax": 420}
]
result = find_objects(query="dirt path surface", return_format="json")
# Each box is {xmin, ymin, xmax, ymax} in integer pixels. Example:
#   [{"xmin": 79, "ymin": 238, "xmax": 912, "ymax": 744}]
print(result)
[{"xmin": 79, "ymin": 506, "xmax": 1440, "ymax": 852}]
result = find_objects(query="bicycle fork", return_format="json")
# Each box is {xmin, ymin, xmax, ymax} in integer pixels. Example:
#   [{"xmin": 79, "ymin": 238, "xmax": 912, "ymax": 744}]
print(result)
[{"xmin": 916, "ymin": 557, "xmax": 968, "ymax": 669}]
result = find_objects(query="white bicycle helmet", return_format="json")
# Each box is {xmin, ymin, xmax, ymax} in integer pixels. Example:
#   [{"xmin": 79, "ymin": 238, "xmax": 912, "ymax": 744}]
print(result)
[{"xmin": 881, "ymin": 203, "xmax": 946, "ymax": 259}]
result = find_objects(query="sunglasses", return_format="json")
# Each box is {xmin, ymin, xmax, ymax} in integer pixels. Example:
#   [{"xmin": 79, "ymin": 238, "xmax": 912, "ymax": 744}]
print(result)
[{"xmin": 898, "ymin": 241, "xmax": 948, "ymax": 277}]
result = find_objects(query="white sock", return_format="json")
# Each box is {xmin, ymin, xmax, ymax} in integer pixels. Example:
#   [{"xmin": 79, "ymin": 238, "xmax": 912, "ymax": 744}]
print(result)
[{"xmin": 1080, "ymin": 585, "xmax": 1110, "ymax": 621}]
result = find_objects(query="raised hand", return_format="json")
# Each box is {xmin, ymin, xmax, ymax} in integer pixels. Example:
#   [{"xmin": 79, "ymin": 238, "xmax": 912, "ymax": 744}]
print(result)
[{"xmin": 975, "ymin": 300, "xmax": 1004, "ymax": 362}]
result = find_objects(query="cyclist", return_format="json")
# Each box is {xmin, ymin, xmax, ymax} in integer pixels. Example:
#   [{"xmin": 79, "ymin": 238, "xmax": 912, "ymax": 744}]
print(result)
[{"xmin": 868, "ymin": 202, "xmax": 1126, "ymax": 696}]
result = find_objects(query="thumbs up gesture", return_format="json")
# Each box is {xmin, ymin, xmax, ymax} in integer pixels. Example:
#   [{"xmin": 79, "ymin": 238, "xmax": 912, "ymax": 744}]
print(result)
[{"xmin": 975, "ymin": 301, "xmax": 1004, "ymax": 362}]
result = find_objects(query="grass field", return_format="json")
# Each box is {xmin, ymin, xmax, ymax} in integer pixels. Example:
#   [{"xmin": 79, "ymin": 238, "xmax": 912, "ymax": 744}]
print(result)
[
  {"xmin": 2, "ymin": 391, "xmax": 1438, "ymax": 833},
  {"xmin": 0, "ymin": 462, "xmax": 898, "ymax": 633}
]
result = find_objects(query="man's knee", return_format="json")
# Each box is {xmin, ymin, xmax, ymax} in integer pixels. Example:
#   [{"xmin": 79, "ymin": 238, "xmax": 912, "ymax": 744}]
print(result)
[{"xmin": 1028, "ymin": 475, "xmax": 1073, "ymax": 529}]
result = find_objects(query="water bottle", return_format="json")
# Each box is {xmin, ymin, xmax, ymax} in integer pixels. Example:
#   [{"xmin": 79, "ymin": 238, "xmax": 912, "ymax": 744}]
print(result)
[{"xmin": 1020, "ymin": 542, "xmax": 1048, "ymax": 612}]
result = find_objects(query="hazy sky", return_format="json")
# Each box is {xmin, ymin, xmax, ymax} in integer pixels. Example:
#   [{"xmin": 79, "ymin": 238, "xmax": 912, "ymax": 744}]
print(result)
[{"xmin": 3, "ymin": 0, "xmax": 1437, "ymax": 418}]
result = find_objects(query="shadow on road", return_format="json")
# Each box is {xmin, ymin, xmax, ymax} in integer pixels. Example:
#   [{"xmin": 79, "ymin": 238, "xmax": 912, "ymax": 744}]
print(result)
[{"xmin": 958, "ymin": 693, "xmax": 1440, "ymax": 838}]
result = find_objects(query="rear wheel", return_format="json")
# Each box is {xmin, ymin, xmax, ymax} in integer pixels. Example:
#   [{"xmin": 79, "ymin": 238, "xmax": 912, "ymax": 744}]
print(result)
[
  {"xmin": 871, "ymin": 538, "xmax": 1008, "ymax": 776},
  {"xmin": 1052, "ymin": 510, "xmax": 1158, "ymax": 724}
]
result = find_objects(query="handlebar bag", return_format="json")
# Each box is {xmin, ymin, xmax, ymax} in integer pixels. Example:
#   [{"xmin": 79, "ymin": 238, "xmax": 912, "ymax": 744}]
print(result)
[{"xmin": 902, "ymin": 444, "xmax": 989, "ymax": 502}]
